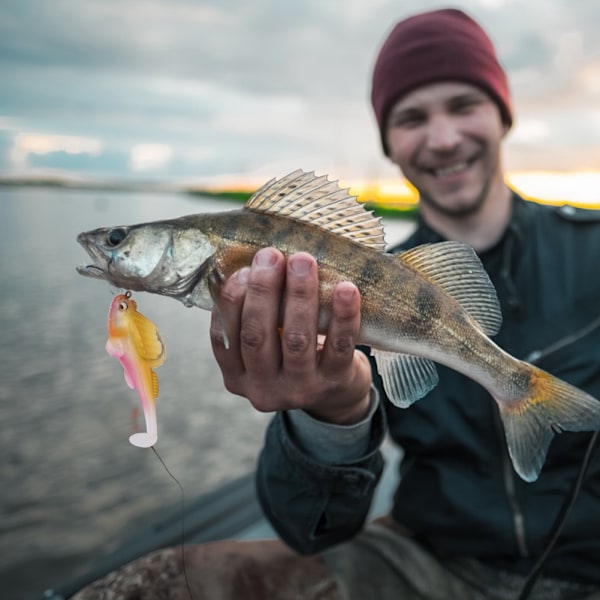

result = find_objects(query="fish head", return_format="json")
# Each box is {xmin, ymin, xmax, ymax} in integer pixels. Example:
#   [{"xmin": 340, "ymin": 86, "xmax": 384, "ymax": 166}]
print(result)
[
  {"xmin": 77, "ymin": 224, "xmax": 172, "ymax": 290},
  {"xmin": 77, "ymin": 221, "xmax": 218, "ymax": 300}
]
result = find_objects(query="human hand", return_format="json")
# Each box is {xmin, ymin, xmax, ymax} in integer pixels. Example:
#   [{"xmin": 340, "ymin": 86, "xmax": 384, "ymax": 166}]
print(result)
[{"xmin": 209, "ymin": 248, "xmax": 372, "ymax": 424}]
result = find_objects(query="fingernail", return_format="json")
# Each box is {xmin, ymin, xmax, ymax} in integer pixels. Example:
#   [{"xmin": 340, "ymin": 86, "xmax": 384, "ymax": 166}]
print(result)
[
  {"xmin": 289, "ymin": 254, "xmax": 312, "ymax": 276},
  {"xmin": 254, "ymin": 248, "xmax": 277, "ymax": 268},
  {"xmin": 335, "ymin": 282, "xmax": 356, "ymax": 301},
  {"xmin": 236, "ymin": 267, "xmax": 250, "ymax": 283}
]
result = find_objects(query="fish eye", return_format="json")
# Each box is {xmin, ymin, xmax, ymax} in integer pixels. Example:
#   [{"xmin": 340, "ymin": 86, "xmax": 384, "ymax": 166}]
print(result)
[
  {"xmin": 106, "ymin": 228, "xmax": 128, "ymax": 247},
  {"xmin": 118, "ymin": 301, "xmax": 128, "ymax": 311}
]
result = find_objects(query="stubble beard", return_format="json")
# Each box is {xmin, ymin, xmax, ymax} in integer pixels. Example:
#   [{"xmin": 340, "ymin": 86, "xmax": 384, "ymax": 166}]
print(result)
[{"xmin": 418, "ymin": 172, "xmax": 493, "ymax": 220}]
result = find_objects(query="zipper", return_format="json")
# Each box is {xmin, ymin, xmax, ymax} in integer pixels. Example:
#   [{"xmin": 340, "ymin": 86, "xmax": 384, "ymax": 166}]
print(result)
[
  {"xmin": 522, "ymin": 313, "xmax": 600, "ymax": 365},
  {"xmin": 494, "ymin": 406, "xmax": 530, "ymax": 557},
  {"xmin": 494, "ymin": 225, "xmax": 530, "ymax": 556}
]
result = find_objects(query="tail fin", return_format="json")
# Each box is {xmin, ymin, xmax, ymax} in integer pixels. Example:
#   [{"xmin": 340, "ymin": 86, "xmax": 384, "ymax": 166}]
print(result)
[{"xmin": 497, "ymin": 366, "xmax": 600, "ymax": 482}]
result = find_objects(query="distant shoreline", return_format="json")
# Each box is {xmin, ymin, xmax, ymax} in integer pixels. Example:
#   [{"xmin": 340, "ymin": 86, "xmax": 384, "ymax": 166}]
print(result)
[
  {"xmin": 0, "ymin": 175, "xmax": 181, "ymax": 193},
  {"xmin": 0, "ymin": 176, "xmax": 420, "ymax": 219},
  {"xmin": 4, "ymin": 174, "xmax": 598, "ymax": 215}
]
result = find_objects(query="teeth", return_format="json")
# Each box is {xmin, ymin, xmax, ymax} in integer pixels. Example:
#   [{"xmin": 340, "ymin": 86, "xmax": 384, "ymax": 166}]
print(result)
[{"xmin": 434, "ymin": 162, "xmax": 468, "ymax": 177}]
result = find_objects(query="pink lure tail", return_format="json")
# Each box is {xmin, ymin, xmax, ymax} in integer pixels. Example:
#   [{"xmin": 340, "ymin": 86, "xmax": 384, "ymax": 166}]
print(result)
[{"xmin": 106, "ymin": 292, "xmax": 166, "ymax": 448}]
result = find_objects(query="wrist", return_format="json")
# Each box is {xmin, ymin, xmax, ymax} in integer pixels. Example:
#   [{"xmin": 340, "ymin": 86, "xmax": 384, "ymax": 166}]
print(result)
[
  {"xmin": 307, "ymin": 389, "xmax": 372, "ymax": 425},
  {"xmin": 286, "ymin": 388, "xmax": 380, "ymax": 464}
]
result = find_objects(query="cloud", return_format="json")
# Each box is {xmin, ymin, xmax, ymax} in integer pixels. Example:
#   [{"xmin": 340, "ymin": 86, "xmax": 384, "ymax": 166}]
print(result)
[
  {"xmin": 9, "ymin": 132, "xmax": 102, "ymax": 170},
  {"xmin": 1, "ymin": 0, "xmax": 600, "ymax": 181},
  {"xmin": 129, "ymin": 143, "xmax": 173, "ymax": 172},
  {"xmin": 510, "ymin": 119, "xmax": 551, "ymax": 144}
]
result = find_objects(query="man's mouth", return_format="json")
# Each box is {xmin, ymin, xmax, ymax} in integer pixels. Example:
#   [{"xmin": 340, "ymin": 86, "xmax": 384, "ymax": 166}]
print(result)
[{"xmin": 432, "ymin": 161, "xmax": 469, "ymax": 177}]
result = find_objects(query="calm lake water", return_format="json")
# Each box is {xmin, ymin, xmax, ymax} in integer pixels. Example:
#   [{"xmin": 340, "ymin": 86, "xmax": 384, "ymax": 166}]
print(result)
[{"xmin": 0, "ymin": 185, "xmax": 414, "ymax": 599}]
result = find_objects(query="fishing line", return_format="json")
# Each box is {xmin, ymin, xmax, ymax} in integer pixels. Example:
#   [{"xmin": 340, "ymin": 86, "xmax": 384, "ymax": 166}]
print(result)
[
  {"xmin": 151, "ymin": 445, "xmax": 194, "ymax": 600},
  {"xmin": 516, "ymin": 431, "xmax": 600, "ymax": 600}
]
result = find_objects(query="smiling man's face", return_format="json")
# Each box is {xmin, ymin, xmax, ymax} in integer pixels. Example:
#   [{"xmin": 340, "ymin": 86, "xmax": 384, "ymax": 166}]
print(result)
[{"xmin": 385, "ymin": 81, "xmax": 509, "ymax": 219}]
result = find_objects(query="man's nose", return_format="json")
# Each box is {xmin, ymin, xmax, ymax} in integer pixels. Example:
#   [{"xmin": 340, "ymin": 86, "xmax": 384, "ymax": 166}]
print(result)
[{"xmin": 426, "ymin": 115, "xmax": 461, "ymax": 151}]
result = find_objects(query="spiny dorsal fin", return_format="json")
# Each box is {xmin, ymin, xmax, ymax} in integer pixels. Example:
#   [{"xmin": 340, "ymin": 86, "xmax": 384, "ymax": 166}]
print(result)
[
  {"xmin": 245, "ymin": 169, "xmax": 386, "ymax": 251},
  {"xmin": 398, "ymin": 241, "xmax": 502, "ymax": 336}
]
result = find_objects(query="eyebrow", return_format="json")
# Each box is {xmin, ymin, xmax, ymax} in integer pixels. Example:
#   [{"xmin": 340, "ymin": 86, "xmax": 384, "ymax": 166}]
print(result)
[{"xmin": 450, "ymin": 91, "xmax": 488, "ymax": 104}]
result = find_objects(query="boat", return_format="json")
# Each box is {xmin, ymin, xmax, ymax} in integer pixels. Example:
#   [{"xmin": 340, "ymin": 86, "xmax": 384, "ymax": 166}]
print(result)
[{"xmin": 40, "ymin": 445, "xmax": 401, "ymax": 599}]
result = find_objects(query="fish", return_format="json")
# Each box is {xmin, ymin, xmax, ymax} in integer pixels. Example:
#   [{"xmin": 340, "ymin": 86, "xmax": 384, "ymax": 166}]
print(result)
[
  {"xmin": 106, "ymin": 291, "xmax": 166, "ymax": 448},
  {"xmin": 77, "ymin": 169, "xmax": 600, "ymax": 480}
]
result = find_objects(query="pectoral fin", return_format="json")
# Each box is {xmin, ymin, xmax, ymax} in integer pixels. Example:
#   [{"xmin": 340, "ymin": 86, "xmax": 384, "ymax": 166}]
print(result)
[
  {"xmin": 208, "ymin": 267, "xmax": 230, "ymax": 350},
  {"xmin": 371, "ymin": 349, "xmax": 438, "ymax": 408}
]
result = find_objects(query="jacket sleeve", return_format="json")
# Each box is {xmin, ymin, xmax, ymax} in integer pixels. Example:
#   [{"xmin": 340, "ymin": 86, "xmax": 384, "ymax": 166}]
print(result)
[{"xmin": 255, "ymin": 399, "xmax": 386, "ymax": 555}]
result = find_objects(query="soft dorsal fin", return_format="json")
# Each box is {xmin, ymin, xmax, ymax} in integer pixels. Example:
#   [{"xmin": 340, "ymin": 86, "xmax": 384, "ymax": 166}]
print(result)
[
  {"xmin": 398, "ymin": 241, "xmax": 502, "ymax": 336},
  {"xmin": 245, "ymin": 169, "xmax": 387, "ymax": 251}
]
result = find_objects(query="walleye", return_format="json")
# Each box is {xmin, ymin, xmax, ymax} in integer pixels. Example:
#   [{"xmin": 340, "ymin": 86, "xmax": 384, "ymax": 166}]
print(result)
[
  {"xmin": 77, "ymin": 169, "xmax": 600, "ymax": 481},
  {"xmin": 106, "ymin": 291, "xmax": 166, "ymax": 448}
]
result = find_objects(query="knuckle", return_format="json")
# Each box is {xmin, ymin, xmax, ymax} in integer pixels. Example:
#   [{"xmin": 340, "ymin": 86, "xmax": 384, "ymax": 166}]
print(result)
[
  {"xmin": 286, "ymin": 284, "xmax": 312, "ymax": 302},
  {"xmin": 247, "ymin": 278, "xmax": 276, "ymax": 299},
  {"xmin": 329, "ymin": 334, "xmax": 355, "ymax": 355},
  {"xmin": 239, "ymin": 321, "xmax": 267, "ymax": 351},
  {"xmin": 282, "ymin": 330, "xmax": 312, "ymax": 356},
  {"xmin": 218, "ymin": 288, "xmax": 240, "ymax": 307}
]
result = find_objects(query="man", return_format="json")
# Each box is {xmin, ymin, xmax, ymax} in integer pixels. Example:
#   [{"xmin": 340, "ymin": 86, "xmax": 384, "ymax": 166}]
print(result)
[{"xmin": 74, "ymin": 8, "xmax": 600, "ymax": 600}]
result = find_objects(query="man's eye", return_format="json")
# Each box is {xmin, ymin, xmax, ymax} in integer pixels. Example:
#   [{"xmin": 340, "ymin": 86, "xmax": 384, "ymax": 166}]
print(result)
[
  {"xmin": 453, "ymin": 102, "xmax": 474, "ymax": 113},
  {"xmin": 389, "ymin": 114, "xmax": 423, "ymax": 128}
]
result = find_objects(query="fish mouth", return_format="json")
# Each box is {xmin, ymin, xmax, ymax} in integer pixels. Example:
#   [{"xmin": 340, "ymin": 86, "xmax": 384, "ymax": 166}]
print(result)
[
  {"xmin": 76, "ymin": 263, "xmax": 106, "ymax": 279},
  {"xmin": 76, "ymin": 232, "xmax": 110, "ymax": 280}
]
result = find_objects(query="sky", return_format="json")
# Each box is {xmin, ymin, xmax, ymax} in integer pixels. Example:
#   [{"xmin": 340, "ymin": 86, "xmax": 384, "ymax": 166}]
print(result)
[{"xmin": 1, "ymin": 0, "xmax": 600, "ymax": 192}]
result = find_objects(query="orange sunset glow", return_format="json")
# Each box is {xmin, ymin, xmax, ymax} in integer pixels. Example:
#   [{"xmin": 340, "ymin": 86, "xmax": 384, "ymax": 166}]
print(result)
[
  {"xmin": 206, "ymin": 170, "xmax": 600, "ymax": 213},
  {"xmin": 347, "ymin": 171, "xmax": 600, "ymax": 210}
]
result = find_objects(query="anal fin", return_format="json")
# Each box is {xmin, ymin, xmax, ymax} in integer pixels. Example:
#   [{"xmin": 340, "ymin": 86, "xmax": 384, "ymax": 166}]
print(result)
[{"xmin": 372, "ymin": 349, "xmax": 438, "ymax": 408}]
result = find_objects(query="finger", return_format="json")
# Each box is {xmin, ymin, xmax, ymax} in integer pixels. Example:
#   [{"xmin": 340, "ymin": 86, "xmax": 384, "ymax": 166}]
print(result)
[
  {"xmin": 210, "ymin": 266, "xmax": 250, "ymax": 381},
  {"xmin": 319, "ymin": 281, "xmax": 362, "ymax": 376},
  {"xmin": 238, "ymin": 248, "xmax": 286, "ymax": 379},
  {"xmin": 280, "ymin": 253, "xmax": 320, "ymax": 379}
]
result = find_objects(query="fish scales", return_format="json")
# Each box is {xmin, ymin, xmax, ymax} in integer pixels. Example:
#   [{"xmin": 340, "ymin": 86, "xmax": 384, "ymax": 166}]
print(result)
[{"xmin": 77, "ymin": 169, "xmax": 600, "ymax": 482}]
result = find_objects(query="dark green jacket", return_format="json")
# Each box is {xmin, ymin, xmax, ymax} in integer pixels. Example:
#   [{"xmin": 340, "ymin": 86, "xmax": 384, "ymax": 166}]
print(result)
[{"xmin": 256, "ymin": 193, "xmax": 600, "ymax": 584}]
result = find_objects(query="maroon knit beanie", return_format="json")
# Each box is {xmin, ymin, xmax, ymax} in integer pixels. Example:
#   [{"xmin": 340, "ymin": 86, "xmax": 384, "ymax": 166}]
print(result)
[{"xmin": 371, "ymin": 8, "xmax": 512, "ymax": 155}]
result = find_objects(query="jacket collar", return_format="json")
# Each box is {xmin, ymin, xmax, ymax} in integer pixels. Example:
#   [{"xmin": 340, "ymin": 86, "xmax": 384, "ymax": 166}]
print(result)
[{"xmin": 410, "ymin": 189, "xmax": 528, "ymax": 252}]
